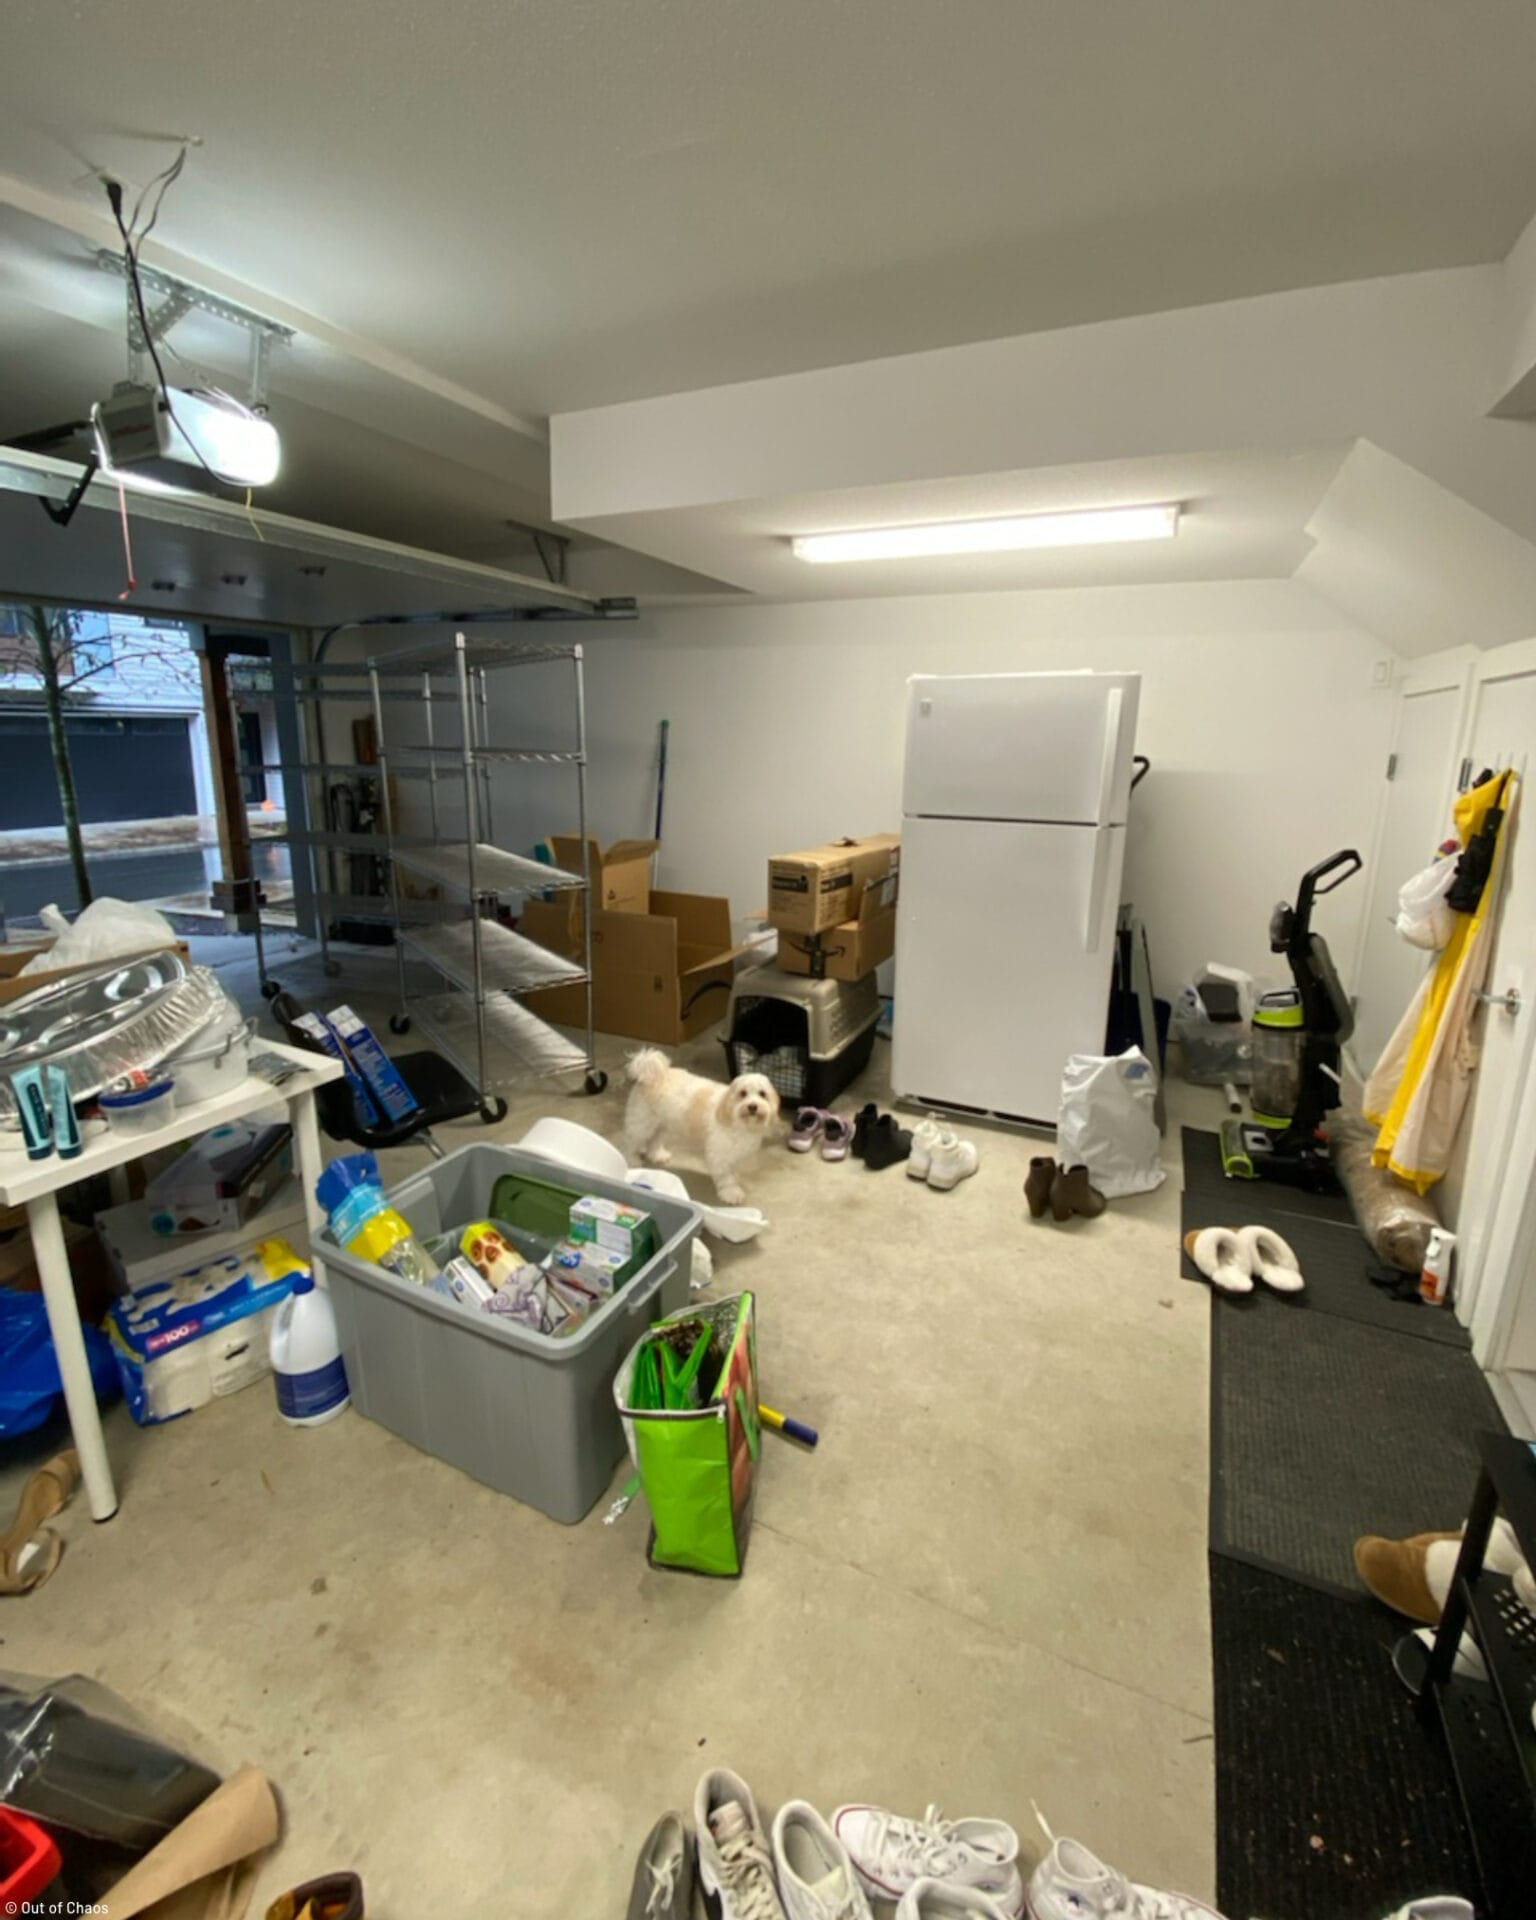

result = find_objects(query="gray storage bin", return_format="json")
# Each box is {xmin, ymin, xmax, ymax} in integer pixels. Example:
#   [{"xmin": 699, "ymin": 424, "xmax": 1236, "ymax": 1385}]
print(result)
[{"xmin": 320, "ymin": 1143, "xmax": 700, "ymax": 1523}]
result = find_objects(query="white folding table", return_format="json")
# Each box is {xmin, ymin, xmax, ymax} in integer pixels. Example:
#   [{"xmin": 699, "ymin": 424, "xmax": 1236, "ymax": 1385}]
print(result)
[{"xmin": 0, "ymin": 1041, "xmax": 343, "ymax": 1521}]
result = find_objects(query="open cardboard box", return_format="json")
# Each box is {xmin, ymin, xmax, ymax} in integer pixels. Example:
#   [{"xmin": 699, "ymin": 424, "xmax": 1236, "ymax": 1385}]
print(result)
[
  {"xmin": 522, "ymin": 889, "xmax": 751, "ymax": 1045},
  {"xmin": 0, "ymin": 939, "xmax": 191, "ymax": 1007},
  {"xmin": 547, "ymin": 833, "xmax": 658, "ymax": 915}
]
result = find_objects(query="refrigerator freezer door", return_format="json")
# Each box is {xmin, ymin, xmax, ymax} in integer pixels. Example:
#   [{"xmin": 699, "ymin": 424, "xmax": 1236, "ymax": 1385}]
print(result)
[
  {"xmin": 902, "ymin": 671, "xmax": 1141, "ymax": 825},
  {"xmin": 892, "ymin": 816, "xmax": 1126, "ymax": 1122}
]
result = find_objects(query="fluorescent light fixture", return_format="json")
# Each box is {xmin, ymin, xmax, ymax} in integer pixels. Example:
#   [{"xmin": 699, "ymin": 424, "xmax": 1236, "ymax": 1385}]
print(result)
[{"xmin": 791, "ymin": 502, "xmax": 1180, "ymax": 564}]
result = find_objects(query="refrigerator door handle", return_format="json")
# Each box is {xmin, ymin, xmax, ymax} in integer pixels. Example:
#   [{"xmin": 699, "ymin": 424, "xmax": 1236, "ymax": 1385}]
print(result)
[
  {"xmin": 1094, "ymin": 685, "xmax": 1125, "ymax": 826},
  {"xmin": 1084, "ymin": 827, "xmax": 1111, "ymax": 953}
]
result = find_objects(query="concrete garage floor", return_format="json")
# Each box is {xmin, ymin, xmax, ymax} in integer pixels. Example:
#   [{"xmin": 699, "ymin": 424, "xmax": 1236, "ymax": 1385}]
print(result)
[{"xmin": 0, "ymin": 941, "xmax": 1225, "ymax": 1918}]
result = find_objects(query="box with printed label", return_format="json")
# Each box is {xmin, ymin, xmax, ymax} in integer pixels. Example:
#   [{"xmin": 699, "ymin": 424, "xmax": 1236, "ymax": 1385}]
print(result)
[
  {"xmin": 550, "ymin": 1237, "xmax": 639, "ymax": 1294},
  {"xmin": 144, "ymin": 1120, "xmax": 293, "ymax": 1235},
  {"xmin": 327, "ymin": 1005, "xmax": 419, "ymax": 1124},
  {"xmin": 766, "ymin": 834, "xmax": 900, "ymax": 936},
  {"xmin": 107, "ymin": 1238, "xmax": 306, "ymax": 1424},
  {"xmin": 776, "ymin": 860, "xmax": 899, "ymax": 982},
  {"xmin": 568, "ymin": 1195, "xmax": 656, "ymax": 1266}
]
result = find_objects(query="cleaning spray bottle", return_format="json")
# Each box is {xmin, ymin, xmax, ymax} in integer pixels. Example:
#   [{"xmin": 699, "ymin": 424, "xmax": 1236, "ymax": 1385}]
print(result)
[
  {"xmin": 269, "ymin": 1263, "xmax": 350, "ymax": 1428},
  {"xmin": 315, "ymin": 1152, "xmax": 438, "ymax": 1284},
  {"xmin": 1420, "ymin": 1227, "xmax": 1456, "ymax": 1307}
]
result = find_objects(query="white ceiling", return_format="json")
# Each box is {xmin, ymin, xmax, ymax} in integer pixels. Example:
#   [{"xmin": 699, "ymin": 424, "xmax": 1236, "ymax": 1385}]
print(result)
[
  {"xmin": 574, "ymin": 447, "xmax": 1351, "ymax": 601},
  {"xmin": 5, "ymin": 0, "xmax": 1536, "ymax": 419}
]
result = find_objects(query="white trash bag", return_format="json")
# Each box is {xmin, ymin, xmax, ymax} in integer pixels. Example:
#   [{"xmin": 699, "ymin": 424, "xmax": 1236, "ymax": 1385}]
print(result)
[
  {"xmin": 1057, "ymin": 1048, "xmax": 1166, "ymax": 1199},
  {"xmin": 1395, "ymin": 853, "xmax": 1458, "ymax": 952},
  {"xmin": 18, "ymin": 897, "xmax": 178, "ymax": 975}
]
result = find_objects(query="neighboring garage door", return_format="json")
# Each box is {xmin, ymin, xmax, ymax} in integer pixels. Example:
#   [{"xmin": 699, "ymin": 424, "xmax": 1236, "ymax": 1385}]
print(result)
[{"xmin": 0, "ymin": 714, "xmax": 197, "ymax": 828}]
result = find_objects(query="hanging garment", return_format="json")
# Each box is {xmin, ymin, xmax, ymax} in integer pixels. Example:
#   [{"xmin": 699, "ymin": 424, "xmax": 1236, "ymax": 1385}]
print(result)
[{"xmin": 1364, "ymin": 770, "xmax": 1517, "ymax": 1192}]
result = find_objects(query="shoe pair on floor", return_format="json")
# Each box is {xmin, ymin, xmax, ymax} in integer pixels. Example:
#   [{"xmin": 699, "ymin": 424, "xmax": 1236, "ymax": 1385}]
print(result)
[
  {"xmin": 788, "ymin": 1107, "xmax": 856, "ymax": 1161},
  {"xmin": 630, "ymin": 1772, "xmax": 1226, "ymax": 1920},
  {"xmin": 1182, "ymin": 1224, "xmax": 1304, "ymax": 1295},
  {"xmin": 1025, "ymin": 1157, "xmax": 1105, "ymax": 1223}
]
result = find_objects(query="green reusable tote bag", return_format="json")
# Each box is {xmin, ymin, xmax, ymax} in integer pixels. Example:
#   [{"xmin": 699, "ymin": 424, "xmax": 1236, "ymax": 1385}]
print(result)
[{"xmin": 614, "ymin": 1292, "xmax": 759, "ymax": 1577}]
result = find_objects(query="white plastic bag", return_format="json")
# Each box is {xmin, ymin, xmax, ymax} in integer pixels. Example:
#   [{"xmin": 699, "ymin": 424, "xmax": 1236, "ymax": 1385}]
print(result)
[
  {"xmin": 1395, "ymin": 854, "xmax": 1458, "ymax": 951},
  {"xmin": 18, "ymin": 897, "xmax": 178, "ymax": 975},
  {"xmin": 1057, "ymin": 1048, "xmax": 1166, "ymax": 1198}
]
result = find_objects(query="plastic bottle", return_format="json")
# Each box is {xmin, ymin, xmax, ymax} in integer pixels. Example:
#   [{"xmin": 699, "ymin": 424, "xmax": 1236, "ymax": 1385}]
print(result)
[
  {"xmin": 269, "ymin": 1271, "xmax": 350, "ymax": 1427},
  {"xmin": 1420, "ymin": 1227, "xmax": 1456, "ymax": 1307},
  {"xmin": 315, "ymin": 1152, "xmax": 439, "ymax": 1284}
]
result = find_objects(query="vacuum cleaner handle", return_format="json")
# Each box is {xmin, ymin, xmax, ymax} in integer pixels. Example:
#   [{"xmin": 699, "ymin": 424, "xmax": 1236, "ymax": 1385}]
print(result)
[{"xmin": 1293, "ymin": 848, "xmax": 1362, "ymax": 929}]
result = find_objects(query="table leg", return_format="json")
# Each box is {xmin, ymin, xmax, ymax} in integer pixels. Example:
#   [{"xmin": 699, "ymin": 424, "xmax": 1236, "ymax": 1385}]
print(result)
[
  {"xmin": 289, "ymin": 1086, "xmax": 328, "ymax": 1283},
  {"xmin": 27, "ymin": 1191, "xmax": 117, "ymax": 1521}
]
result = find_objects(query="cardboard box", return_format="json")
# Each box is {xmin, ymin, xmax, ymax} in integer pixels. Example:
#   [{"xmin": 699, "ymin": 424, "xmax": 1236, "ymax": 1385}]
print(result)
[
  {"xmin": 144, "ymin": 1120, "xmax": 294, "ymax": 1235},
  {"xmin": 776, "ymin": 886, "xmax": 898, "ymax": 982},
  {"xmin": 0, "ymin": 939, "xmax": 191, "ymax": 1006},
  {"xmin": 766, "ymin": 834, "xmax": 900, "ymax": 935},
  {"xmin": 549, "ymin": 834, "xmax": 658, "ymax": 914},
  {"xmin": 522, "ymin": 889, "xmax": 750, "ymax": 1045}
]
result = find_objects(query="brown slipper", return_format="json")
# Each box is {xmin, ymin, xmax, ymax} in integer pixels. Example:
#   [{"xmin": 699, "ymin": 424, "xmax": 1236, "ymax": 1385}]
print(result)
[
  {"xmin": 1353, "ymin": 1530, "xmax": 1462, "ymax": 1624},
  {"xmin": 0, "ymin": 1451, "xmax": 81, "ymax": 1595}
]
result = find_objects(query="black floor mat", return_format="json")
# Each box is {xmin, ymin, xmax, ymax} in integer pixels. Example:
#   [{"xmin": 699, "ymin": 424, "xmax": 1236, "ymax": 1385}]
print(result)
[
  {"xmin": 1181, "ymin": 1124, "xmax": 1355, "ymax": 1225},
  {"xmin": 1180, "ymin": 1196, "xmax": 1469, "ymax": 1349},
  {"xmin": 1210, "ymin": 1293, "xmax": 1504, "ymax": 1594},
  {"xmin": 1212, "ymin": 1554, "xmax": 1482, "ymax": 1920}
]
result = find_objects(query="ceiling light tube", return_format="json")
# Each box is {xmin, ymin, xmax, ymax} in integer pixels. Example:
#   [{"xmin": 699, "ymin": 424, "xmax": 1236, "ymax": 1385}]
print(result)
[{"xmin": 791, "ymin": 503, "xmax": 1180, "ymax": 564}]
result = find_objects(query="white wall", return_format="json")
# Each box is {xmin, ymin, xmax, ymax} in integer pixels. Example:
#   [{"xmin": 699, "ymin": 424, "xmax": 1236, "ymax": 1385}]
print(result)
[{"xmin": 473, "ymin": 578, "xmax": 1394, "ymax": 999}]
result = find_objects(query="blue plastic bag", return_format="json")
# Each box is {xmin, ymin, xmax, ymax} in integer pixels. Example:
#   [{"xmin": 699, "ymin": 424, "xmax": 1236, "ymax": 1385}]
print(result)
[{"xmin": 0, "ymin": 1291, "xmax": 119, "ymax": 1438}]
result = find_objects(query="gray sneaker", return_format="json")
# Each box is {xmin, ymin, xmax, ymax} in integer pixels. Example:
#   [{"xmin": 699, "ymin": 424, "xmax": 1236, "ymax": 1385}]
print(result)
[
  {"xmin": 628, "ymin": 1811, "xmax": 695, "ymax": 1920},
  {"xmin": 695, "ymin": 1767, "xmax": 788, "ymax": 1920}
]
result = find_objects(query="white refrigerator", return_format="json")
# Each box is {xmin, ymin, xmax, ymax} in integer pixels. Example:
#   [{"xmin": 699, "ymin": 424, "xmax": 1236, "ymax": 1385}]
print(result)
[{"xmin": 892, "ymin": 670, "xmax": 1142, "ymax": 1124}]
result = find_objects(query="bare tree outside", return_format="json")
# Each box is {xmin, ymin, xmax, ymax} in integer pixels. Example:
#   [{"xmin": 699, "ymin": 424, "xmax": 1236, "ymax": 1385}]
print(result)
[{"xmin": 0, "ymin": 605, "xmax": 202, "ymax": 913}]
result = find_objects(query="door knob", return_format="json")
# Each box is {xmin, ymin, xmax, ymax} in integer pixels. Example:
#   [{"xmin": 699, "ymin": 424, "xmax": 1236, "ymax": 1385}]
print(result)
[{"xmin": 1472, "ymin": 986, "xmax": 1522, "ymax": 1015}]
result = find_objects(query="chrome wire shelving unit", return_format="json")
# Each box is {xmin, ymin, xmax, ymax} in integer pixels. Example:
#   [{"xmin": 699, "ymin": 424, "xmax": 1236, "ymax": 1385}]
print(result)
[
  {"xmin": 367, "ymin": 628, "xmax": 605, "ymax": 1115},
  {"xmin": 230, "ymin": 658, "xmax": 426, "ymax": 997}
]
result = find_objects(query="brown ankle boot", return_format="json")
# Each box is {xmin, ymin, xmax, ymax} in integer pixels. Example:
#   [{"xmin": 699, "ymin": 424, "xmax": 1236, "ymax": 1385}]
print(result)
[
  {"xmin": 1025, "ymin": 1156, "xmax": 1057, "ymax": 1219},
  {"xmin": 1051, "ymin": 1163, "xmax": 1106, "ymax": 1221}
]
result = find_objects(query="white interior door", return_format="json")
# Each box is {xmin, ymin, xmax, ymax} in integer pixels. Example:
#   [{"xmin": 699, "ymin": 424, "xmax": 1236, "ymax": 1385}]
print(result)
[
  {"xmin": 1443, "ymin": 663, "xmax": 1536, "ymax": 1339},
  {"xmin": 1351, "ymin": 684, "xmax": 1461, "ymax": 1073}
]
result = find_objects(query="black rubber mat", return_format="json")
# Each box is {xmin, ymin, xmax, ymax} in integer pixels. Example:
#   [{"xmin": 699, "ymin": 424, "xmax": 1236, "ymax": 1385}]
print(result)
[
  {"xmin": 1181, "ymin": 1123, "xmax": 1355, "ymax": 1224},
  {"xmin": 1210, "ymin": 1293, "xmax": 1504, "ymax": 1594},
  {"xmin": 1212, "ymin": 1554, "xmax": 1482, "ymax": 1920},
  {"xmin": 1179, "ymin": 1195, "xmax": 1470, "ymax": 1349}
]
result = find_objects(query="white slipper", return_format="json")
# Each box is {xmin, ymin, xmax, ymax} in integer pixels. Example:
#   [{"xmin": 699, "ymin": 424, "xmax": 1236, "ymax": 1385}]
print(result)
[
  {"xmin": 1237, "ymin": 1224, "xmax": 1305, "ymax": 1293},
  {"xmin": 1183, "ymin": 1227, "xmax": 1254, "ymax": 1294}
]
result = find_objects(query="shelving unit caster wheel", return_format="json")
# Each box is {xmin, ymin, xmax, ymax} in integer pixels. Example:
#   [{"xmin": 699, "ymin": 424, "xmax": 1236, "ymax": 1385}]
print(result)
[
  {"xmin": 479, "ymin": 1096, "xmax": 508, "ymax": 1125},
  {"xmin": 388, "ymin": 1014, "xmax": 411, "ymax": 1035},
  {"xmin": 583, "ymin": 1069, "xmax": 608, "ymax": 1095},
  {"xmin": 260, "ymin": 979, "xmax": 281, "ymax": 1001}
]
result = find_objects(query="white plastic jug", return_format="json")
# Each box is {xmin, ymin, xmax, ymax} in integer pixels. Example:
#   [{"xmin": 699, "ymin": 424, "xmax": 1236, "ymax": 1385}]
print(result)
[{"xmin": 270, "ymin": 1272, "xmax": 350, "ymax": 1426}]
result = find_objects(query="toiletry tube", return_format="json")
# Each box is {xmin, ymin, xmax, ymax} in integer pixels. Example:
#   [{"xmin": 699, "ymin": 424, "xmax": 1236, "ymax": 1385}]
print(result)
[
  {"xmin": 43, "ymin": 1065, "xmax": 81, "ymax": 1160},
  {"xmin": 10, "ymin": 1068, "xmax": 53, "ymax": 1161}
]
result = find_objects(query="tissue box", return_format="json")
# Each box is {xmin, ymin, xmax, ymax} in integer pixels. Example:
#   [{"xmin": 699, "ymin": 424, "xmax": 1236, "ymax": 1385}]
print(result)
[
  {"xmin": 568, "ymin": 1196, "xmax": 656, "ymax": 1266},
  {"xmin": 145, "ymin": 1120, "xmax": 293, "ymax": 1235},
  {"xmin": 550, "ymin": 1237, "xmax": 638, "ymax": 1295},
  {"xmin": 108, "ymin": 1237, "xmax": 306, "ymax": 1425}
]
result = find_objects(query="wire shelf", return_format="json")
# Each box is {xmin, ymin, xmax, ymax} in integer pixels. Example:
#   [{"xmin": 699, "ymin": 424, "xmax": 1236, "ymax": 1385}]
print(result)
[
  {"xmin": 411, "ymin": 992, "xmax": 588, "ymax": 1086},
  {"xmin": 399, "ymin": 920, "xmax": 586, "ymax": 996},
  {"xmin": 384, "ymin": 741, "xmax": 581, "ymax": 764},
  {"xmin": 370, "ymin": 632, "xmax": 584, "ymax": 672},
  {"xmin": 392, "ymin": 842, "xmax": 584, "ymax": 896}
]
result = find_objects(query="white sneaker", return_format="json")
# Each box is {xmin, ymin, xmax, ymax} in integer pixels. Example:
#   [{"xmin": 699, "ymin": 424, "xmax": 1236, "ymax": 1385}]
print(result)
[
  {"xmin": 772, "ymin": 1801, "xmax": 873, "ymax": 1920},
  {"xmin": 926, "ymin": 1132, "xmax": 980, "ymax": 1191},
  {"xmin": 906, "ymin": 1119, "xmax": 944, "ymax": 1180},
  {"xmin": 897, "ymin": 1882, "xmax": 1013, "ymax": 1919},
  {"xmin": 696, "ymin": 1768, "xmax": 787, "ymax": 1920},
  {"xmin": 832, "ymin": 1804, "xmax": 1023, "ymax": 1915},
  {"xmin": 1027, "ymin": 1833, "xmax": 1227, "ymax": 1920}
]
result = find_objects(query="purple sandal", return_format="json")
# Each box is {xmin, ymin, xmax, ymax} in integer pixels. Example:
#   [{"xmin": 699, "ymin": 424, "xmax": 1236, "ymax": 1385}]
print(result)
[
  {"xmin": 820, "ymin": 1112, "xmax": 854, "ymax": 1162},
  {"xmin": 788, "ymin": 1106, "xmax": 826, "ymax": 1152}
]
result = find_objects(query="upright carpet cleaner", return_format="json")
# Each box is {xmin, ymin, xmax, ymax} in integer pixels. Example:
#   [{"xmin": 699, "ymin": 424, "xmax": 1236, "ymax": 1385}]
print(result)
[{"xmin": 1220, "ymin": 848, "xmax": 1362, "ymax": 1190}]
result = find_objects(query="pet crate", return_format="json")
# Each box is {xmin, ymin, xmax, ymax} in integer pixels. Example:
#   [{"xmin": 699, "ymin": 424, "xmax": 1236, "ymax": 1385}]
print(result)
[{"xmin": 722, "ymin": 965, "xmax": 880, "ymax": 1108}]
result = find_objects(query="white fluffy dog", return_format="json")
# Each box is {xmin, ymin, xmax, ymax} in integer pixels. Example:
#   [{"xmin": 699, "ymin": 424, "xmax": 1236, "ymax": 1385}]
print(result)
[{"xmin": 623, "ymin": 1049, "xmax": 779, "ymax": 1204}]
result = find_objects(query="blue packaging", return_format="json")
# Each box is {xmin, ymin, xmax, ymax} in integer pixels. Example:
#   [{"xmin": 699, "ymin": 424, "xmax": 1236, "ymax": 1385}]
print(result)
[
  {"xmin": 327, "ymin": 1004, "xmax": 419, "ymax": 1124},
  {"xmin": 294, "ymin": 1010, "xmax": 380, "ymax": 1129}
]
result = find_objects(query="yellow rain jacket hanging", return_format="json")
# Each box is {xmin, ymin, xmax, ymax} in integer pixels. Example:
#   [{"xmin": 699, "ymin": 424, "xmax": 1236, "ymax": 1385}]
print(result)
[{"xmin": 1364, "ymin": 769, "xmax": 1518, "ymax": 1192}]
